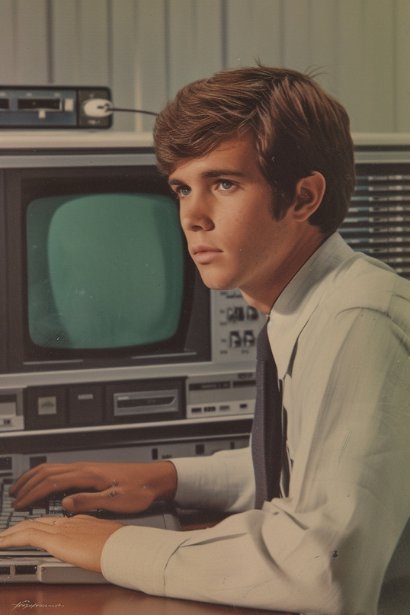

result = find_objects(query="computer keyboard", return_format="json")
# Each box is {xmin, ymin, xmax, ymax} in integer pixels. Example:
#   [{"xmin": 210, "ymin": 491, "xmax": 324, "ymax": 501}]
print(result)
[{"xmin": 0, "ymin": 476, "xmax": 67, "ymax": 530}]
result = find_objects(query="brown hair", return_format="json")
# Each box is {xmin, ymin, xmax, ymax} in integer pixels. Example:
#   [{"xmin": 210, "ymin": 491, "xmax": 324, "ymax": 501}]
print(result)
[{"xmin": 154, "ymin": 65, "xmax": 355, "ymax": 235}]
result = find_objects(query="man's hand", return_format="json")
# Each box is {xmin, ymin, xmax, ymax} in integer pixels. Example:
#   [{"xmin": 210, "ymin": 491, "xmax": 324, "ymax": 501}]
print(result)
[
  {"xmin": 9, "ymin": 461, "xmax": 178, "ymax": 514},
  {"xmin": 0, "ymin": 515, "xmax": 121, "ymax": 572}
]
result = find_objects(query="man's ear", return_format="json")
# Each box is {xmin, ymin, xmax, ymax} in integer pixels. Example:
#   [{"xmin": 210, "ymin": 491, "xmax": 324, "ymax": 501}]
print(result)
[{"xmin": 292, "ymin": 172, "xmax": 326, "ymax": 221}]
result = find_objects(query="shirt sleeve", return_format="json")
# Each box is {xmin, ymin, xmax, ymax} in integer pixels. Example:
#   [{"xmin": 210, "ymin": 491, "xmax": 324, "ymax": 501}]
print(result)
[
  {"xmin": 171, "ymin": 445, "xmax": 255, "ymax": 513},
  {"xmin": 101, "ymin": 302, "xmax": 410, "ymax": 615}
]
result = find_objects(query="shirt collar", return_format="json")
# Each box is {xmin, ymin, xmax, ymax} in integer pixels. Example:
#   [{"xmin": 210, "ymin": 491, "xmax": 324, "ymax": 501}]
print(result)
[{"xmin": 267, "ymin": 232, "xmax": 354, "ymax": 379}]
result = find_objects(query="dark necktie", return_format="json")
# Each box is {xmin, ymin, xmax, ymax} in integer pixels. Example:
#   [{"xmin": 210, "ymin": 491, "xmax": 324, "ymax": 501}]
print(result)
[{"xmin": 251, "ymin": 321, "xmax": 284, "ymax": 509}]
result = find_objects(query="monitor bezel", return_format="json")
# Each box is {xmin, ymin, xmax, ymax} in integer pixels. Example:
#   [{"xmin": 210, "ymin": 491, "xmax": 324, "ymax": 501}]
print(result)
[{"xmin": 3, "ymin": 164, "xmax": 211, "ymax": 372}]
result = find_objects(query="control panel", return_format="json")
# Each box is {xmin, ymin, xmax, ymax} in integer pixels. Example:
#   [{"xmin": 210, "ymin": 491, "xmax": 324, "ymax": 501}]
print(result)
[
  {"xmin": 0, "ymin": 86, "xmax": 112, "ymax": 128},
  {"xmin": 4, "ymin": 378, "xmax": 184, "ymax": 431},
  {"xmin": 211, "ymin": 289, "xmax": 263, "ymax": 361},
  {"xmin": 0, "ymin": 371, "xmax": 254, "ymax": 432},
  {"xmin": 186, "ymin": 371, "xmax": 256, "ymax": 419}
]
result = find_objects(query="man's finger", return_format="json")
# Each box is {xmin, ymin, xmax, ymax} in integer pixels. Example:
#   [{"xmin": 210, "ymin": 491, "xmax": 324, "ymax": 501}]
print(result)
[
  {"xmin": 10, "ymin": 464, "xmax": 79, "ymax": 498},
  {"xmin": 12, "ymin": 470, "xmax": 109, "ymax": 510},
  {"xmin": 63, "ymin": 487, "xmax": 127, "ymax": 513}
]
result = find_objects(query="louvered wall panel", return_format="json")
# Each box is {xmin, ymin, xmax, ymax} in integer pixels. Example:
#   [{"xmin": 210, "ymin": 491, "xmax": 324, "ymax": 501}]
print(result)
[{"xmin": 340, "ymin": 146, "xmax": 410, "ymax": 279}]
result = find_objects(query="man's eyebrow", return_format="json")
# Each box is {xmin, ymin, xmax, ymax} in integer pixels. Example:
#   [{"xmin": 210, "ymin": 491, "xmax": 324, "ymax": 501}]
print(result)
[
  {"xmin": 168, "ymin": 169, "xmax": 245, "ymax": 185},
  {"xmin": 202, "ymin": 169, "xmax": 246, "ymax": 179},
  {"xmin": 168, "ymin": 177, "xmax": 184, "ymax": 186}
]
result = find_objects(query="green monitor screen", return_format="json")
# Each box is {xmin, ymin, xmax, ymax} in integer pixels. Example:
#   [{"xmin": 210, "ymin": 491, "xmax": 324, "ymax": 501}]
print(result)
[{"xmin": 26, "ymin": 193, "xmax": 185, "ymax": 350}]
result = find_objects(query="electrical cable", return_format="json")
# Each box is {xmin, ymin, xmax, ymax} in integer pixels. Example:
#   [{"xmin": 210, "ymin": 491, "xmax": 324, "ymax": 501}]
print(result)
[
  {"xmin": 108, "ymin": 107, "xmax": 158, "ymax": 116},
  {"xmin": 82, "ymin": 98, "xmax": 158, "ymax": 119}
]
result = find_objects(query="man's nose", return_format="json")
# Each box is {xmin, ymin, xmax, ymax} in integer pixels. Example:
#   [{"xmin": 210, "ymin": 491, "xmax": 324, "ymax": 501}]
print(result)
[{"xmin": 180, "ymin": 192, "xmax": 214, "ymax": 232}]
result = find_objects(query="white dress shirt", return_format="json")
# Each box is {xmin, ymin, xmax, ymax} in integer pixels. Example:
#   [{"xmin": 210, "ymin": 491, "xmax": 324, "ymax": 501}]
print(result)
[{"xmin": 101, "ymin": 233, "xmax": 410, "ymax": 615}]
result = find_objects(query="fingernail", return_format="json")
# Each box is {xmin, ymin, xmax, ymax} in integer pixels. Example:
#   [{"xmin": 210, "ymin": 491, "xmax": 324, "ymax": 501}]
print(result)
[{"xmin": 62, "ymin": 496, "xmax": 75, "ymax": 512}]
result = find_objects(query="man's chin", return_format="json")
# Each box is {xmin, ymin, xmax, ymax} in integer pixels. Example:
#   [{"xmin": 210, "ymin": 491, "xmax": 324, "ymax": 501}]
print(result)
[{"xmin": 198, "ymin": 274, "xmax": 237, "ymax": 292}]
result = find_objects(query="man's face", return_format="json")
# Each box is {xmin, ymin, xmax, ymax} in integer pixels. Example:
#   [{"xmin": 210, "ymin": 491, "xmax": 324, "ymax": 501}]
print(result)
[{"xmin": 168, "ymin": 133, "xmax": 320, "ymax": 312}]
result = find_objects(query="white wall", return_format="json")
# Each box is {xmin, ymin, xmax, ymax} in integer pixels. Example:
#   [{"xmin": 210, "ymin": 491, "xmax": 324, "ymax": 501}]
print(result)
[{"xmin": 0, "ymin": 0, "xmax": 408, "ymax": 133}]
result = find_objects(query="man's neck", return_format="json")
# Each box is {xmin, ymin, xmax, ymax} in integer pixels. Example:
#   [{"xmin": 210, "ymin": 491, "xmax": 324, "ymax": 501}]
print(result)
[{"xmin": 240, "ymin": 231, "xmax": 327, "ymax": 314}]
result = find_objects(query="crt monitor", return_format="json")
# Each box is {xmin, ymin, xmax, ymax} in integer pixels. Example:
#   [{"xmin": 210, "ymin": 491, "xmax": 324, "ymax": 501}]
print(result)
[{"xmin": 1, "ymin": 161, "xmax": 210, "ymax": 373}]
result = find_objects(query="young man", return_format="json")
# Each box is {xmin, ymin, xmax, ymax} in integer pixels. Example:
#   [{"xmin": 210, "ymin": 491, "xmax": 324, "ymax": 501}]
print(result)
[{"xmin": 2, "ymin": 67, "xmax": 409, "ymax": 615}]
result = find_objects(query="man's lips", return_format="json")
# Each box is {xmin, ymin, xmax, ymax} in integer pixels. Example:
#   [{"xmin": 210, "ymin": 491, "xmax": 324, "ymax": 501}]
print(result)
[{"xmin": 191, "ymin": 245, "xmax": 223, "ymax": 264}]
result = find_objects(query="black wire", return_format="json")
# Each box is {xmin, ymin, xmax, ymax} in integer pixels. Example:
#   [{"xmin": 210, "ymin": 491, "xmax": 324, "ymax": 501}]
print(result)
[{"xmin": 109, "ymin": 107, "xmax": 158, "ymax": 117}]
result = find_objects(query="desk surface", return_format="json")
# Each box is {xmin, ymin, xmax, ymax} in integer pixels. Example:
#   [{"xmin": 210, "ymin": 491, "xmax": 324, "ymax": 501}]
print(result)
[
  {"xmin": 0, "ymin": 583, "xmax": 291, "ymax": 615},
  {"xmin": 0, "ymin": 583, "xmax": 292, "ymax": 615}
]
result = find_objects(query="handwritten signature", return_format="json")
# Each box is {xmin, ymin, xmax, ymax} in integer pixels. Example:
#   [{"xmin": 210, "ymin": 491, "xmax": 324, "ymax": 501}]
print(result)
[{"xmin": 12, "ymin": 600, "xmax": 64, "ymax": 610}]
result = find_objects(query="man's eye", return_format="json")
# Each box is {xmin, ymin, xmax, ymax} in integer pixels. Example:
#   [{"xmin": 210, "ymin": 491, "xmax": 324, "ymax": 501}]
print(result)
[
  {"xmin": 218, "ymin": 180, "xmax": 234, "ymax": 191},
  {"xmin": 176, "ymin": 185, "xmax": 191, "ymax": 197}
]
